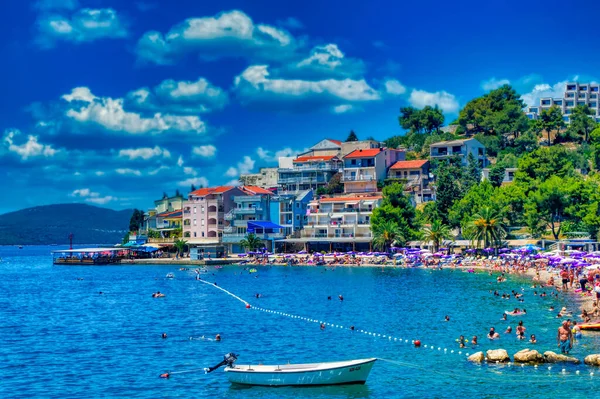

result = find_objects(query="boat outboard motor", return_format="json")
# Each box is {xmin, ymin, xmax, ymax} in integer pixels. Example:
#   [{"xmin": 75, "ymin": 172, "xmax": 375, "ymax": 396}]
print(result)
[{"xmin": 204, "ymin": 353, "xmax": 239, "ymax": 373}]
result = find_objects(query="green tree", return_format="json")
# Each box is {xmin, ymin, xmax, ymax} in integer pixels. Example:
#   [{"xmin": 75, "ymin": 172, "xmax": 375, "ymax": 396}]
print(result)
[
  {"xmin": 346, "ymin": 130, "xmax": 359, "ymax": 142},
  {"xmin": 432, "ymin": 160, "xmax": 464, "ymax": 226},
  {"xmin": 399, "ymin": 107, "xmax": 423, "ymax": 133},
  {"xmin": 240, "ymin": 233, "xmax": 263, "ymax": 251},
  {"xmin": 511, "ymin": 131, "xmax": 540, "ymax": 157},
  {"xmin": 514, "ymin": 146, "xmax": 574, "ymax": 186},
  {"xmin": 129, "ymin": 209, "xmax": 145, "ymax": 232},
  {"xmin": 567, "ymin": 105, "xmax": 597, "ymax": 143},
  {"xmin": 370, "ymin": 183, "xmax": 420, "ymax": 243},
  {"xmin": 449, "ymin": 180, "xmax": 496, "ymax": 228},
  {"xmin": 422, "ymin": 219, "xmax": 452, "ymax": 252},
  {"xmin": 147, "ymin": 230, "xmax": 161, "ymax": 239},
  {"xmin": 488, "ymin": 163, "xmax": 506, "ymax": 188},
  {"xmin": 465, "ymin": 206, "xmax": 507, "ymax": 249},
  {"xmin": 464, "ymin": 153, "xmax": 481, "ymax": 191},
  {"xmin": 174, "ymin": 239, "xmax": 188, "ymax": 258},
  {"xmin": 590, "ymin": 127, "xmax": 600, "ymax": 170},
  {"xmin": 525, "ymin": 176, "xmax": 571, "ymax": 239},
  {"xmin": 190, "ymin": 184, "xmax": 197, "ymax": 192},
  {"xmin": 458, "ymin": 85, "xmax": 528, "ymax": 138},
  {"xmin": 324, "ymin": 172, "xmax": 344, "ymax": 194},
  {"xmin": 372, "ymin": 220, "xmax": 403, "ymax": 251},
  {"xmin": 532, "ymin": 106, "xmax": 564, "ymax": 145}
]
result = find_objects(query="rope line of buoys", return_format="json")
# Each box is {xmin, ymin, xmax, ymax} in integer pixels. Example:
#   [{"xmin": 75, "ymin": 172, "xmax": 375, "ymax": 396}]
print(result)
[{"xmin": 196, "ymin": 280, "xmax": 599, "ymax": 377}]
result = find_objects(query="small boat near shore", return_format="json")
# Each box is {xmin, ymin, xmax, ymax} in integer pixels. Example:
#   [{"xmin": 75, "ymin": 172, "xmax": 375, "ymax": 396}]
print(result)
[
  {"xmin": 204, "ymin": 353, "xmax": 376, "ymax": 386},
  {"xmin": 579, "ymin": 323, "xmax": 600, "ymax": 331}
]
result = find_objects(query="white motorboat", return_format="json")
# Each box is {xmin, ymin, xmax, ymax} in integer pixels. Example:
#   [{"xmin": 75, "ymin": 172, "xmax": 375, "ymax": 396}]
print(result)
[{"xmin": 205, "ymin": 353, "xmax": 376, "ymax": 386}]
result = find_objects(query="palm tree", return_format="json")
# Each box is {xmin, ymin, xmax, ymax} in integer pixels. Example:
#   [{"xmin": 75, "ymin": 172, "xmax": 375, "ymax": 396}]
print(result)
[
  {"xmin": 239, "ymin": 233, "xmax": 263, "ymax": 252},
  {"xmin": 466, "ymin": 207, "xmax": 507, "ymax": 250},
  {"xmin": 422, "ymin": 219, "xmax": 452, "ymax": 252},
  {"xmin": 174, "ymin": 239, "xmax": 187, "ymax": 259},
  {"xmin": 372, "ymin": 220, "xmax": 403, "ymax": 252}
]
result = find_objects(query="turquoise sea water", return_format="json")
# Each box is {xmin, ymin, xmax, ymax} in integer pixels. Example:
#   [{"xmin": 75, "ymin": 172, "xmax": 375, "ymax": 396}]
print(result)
[{"xmin": 1, "ymin": 246, "xmax": 599, "ymax": 398}]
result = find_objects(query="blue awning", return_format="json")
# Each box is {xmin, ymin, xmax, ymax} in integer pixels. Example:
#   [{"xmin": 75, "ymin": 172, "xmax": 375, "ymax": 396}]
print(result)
[{"xmin": 248, "ymin": 221, "xmax": 283, "ymax": 230}]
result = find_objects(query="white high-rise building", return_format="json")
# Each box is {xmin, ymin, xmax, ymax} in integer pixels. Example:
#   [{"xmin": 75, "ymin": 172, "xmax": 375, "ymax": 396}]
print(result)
[{"xmin": 526, "ymin": 82, "xmax": 600, "ymax": 123}]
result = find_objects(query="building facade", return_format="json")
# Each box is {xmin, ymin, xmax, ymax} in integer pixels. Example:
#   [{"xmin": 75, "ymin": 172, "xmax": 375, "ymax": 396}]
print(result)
[
  {"xmin": 141, "ymin": 193, "xmax": 184, "ymax": 239},
  {"xmin": 526, "ymin": 82, "xmax": 600, "ymax": 123},
  {"xmin": 429, "ymin": 138, "xmax": 487, "ymax": 167},
  {"xmin": 481, "ymin": 167, "xmax": 518, "ymax": 184},
  {"xmin": 239, "ymin": 167, "xmax": 278, "ymax": 190},
  {"xmin": 269, "ymin": 190, "xmax": 313, "ymax": 237},
  {"xmin": 182, "ymin": 186, "xmax": 245, "ymax": 248},
  {"xmin": 294, "ymin": 194, "xmax": 382, "ymax": 252},
  {"xmin": 342, "ymin": 148, "xmax": 405, "ymax": 193},
  {"xmin": 388, "ymin": 159, "xmax": 434, "ymax": 204},
  {"xmin": 277, "ymin": 155, "xmax": 343, "ymax": 193},
  {"xmin": 222, "ymin": 186, "xmax": 282, "ymax": 252}
]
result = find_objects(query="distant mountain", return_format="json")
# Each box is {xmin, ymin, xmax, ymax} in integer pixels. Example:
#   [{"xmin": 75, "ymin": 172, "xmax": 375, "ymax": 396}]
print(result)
[{"xmin": 0, "ymin": 204, "xmax": 133, "ymax": 245}]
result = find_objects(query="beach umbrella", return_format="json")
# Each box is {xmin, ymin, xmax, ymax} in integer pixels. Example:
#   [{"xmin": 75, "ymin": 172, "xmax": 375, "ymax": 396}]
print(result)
[
  {"xmin": 298, "ymin": 250, "xmax": 307, "ymax": 254},
  {"xmin": 559, "ymin": 257, "xmax": 577, "ymax": 264}
]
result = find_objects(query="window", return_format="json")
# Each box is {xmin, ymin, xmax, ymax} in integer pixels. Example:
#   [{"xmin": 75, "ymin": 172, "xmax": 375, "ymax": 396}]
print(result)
[
  {"xmin": 194, "ymin": 232, "xmax": 196, "ymax": 237},
  {"xmin": 541, "ymin": 100, "xmax": 550, "ymax": 105},
  {"xmin": 580, "ymin": 86, "xmax": 588, "ymax": 91},
  {"xmin": 296, "ymin": 215, "xmax": 300, "ymax": 221},
  {"xmin": 201, "ymin": 219, "xmax": 205, "ymax": 226},
  {"xmin": 351, "ymin": 159, "xmax": 357, "ymax": 165},
  {"xmin": 567, "ymin": 85, "xmax": 576, "ymax": 91},
  {"xmin": 193, "ymin": 219, "xmax": 197, "ymax": 226},
  {"xmin": 590, "ymin": 103, "xmax": 597, "ymax": 108},
  {"xmin": 530, "ymin": 107, "xmax": 538, "ymax": 113},
  {"xmin": 478, "ymin": 148, "xmax": 484, "ymax": 156},
  {"xmin": 202, "ymin": 232, "xmax": 205, "ymax": 237},
  {"xmin": 452, "ymin": 145, "xmax": 462, "ymax": 153},
  {"xmin": 566, "ymin": 93, "xmax": 574, "ymax": 98},
  {"xmin": 578, "ymin": 101, "xmax": 586, "ymax": 106},
  {"xmin": 554, "ymin": 100, "xmax": 562, "ymax": 105},
  {"xmin": 591, "ymin": 86, "xmax": 599, "ymax": 92},
  {"xmin": 566, "ymin": 101, "xmax": 574, "ymax": 106},
  {"xmin": 591, "ymin": 94, "xmax": 598, "ymax": 99},
  {"xmin": 201, "ymin": 206, "xmax": 205, "ymax": 212},
  {"xmin": 193, "ymin": 207, "xmax": 196, "ymax": 214},
  {"xmin": 296, "ymin": 203, "xmax": 300, "ymax": 208}
]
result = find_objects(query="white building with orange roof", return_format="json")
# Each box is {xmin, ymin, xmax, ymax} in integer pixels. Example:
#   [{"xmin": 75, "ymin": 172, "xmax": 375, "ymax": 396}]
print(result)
[
  {"xmin": 277, "ymin": 154, "xmax": 343, "ymax": 193},
  {"xmin": 342, "ymin": 147, "xmax": 405, "ymax": 193},
  {"xmin": 388, "ymin": 159, "xmax": 435, "ymax": 204}
]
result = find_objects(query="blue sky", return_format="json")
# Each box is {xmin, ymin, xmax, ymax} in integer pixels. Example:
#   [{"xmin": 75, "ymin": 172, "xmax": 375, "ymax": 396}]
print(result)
[{"xmin": 1, "ymin": 0, "xmax": 599, "ymax": 214}]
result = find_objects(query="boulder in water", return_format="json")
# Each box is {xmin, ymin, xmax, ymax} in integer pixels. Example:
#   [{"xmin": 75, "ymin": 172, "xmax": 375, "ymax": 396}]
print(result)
[
  {"xmin": 513, "ymin": 349, "xmax": 544, "ymax": 364},
  {"xmin": 544, "ymin": 351, "xmax": 580, "ymax": 364},
  {"xmin": 486, "ymin": 349, "xmax": 510, "ymax": 363},
  {"xmin": 467, "ymin": 352, "xmax": 485, "ymax": 363},
  {"xmin": 584, "ymin": 354, "xmax": 600, "ymax": 366}
]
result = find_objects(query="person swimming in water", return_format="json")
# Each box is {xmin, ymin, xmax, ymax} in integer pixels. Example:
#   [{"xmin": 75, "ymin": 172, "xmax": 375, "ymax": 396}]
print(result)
[
  {"xmin": 471, "ymin": 336, "xmax": 478, "ymax": 345},
  {"xmin": 488, "ymin": 327, "xmax": 500, "ymax": 339},
  {"xmin": 458, "ymin": 335, "xmax": 466, "ymax": 348},
  {"xmin": 530, "ymin": 334, "xmax": 537, "ymax": 344}
]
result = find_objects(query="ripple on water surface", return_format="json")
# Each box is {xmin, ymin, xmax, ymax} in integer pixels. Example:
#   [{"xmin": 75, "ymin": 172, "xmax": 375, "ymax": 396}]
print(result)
[{"xmin": 1, "ymin": 246, "xmax": 600, "ymax": 399}]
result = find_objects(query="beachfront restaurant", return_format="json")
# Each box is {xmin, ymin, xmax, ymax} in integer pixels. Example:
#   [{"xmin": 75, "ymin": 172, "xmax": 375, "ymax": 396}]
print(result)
[
  {"xmin": 276, "ymin": 237, "xmax": 374, "ymax": 253},
  {"xmin": 52, "ymin": 248, "xmax": 129, "ymax": 265}
]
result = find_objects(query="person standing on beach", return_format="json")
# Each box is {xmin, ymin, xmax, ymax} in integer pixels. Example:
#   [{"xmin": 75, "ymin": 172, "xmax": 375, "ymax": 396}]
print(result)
[
  {"xmin": 557, "ymin": 320, "xmax": 572, "ymax": 354},
  {"xmin": 560, "ymin": 268, "xmax": 569, "ymax": 291}
]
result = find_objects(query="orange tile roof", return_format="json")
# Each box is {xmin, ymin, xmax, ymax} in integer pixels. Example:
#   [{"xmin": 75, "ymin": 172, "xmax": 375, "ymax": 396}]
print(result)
[
  {"xmin": 343, "ymin": 148, "xmax": 385, "ymax": 159},
  {"xmin": 319, "ymin": 196, "xmax": 382, "ymax": 202},
  {"xmin": 327, "ymin": 139, "xmax": 342, "ymax": 146},
  {"xmin": 390, "ymin": 160, "xmax": 429, "ymax": 170},
  {"xmin": 293, "ymin": 155, "xmax": 337, "ymax": 163},
  {"xmin": 241, "ymin": 186, "xmax": 273, "ymax": 195},
  {"xmin": 157, "ymin": 210, "xmax": 182, "ymax": 218},
  {"xmin": 189, "ymin": 186, "xmax": 235, "ymax": 197}
]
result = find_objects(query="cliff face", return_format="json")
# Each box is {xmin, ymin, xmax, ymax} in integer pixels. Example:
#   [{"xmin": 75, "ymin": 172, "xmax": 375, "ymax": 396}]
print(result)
[{"xmin": 0, "ymin": 204, "xmax": 132, "ymax": 245}]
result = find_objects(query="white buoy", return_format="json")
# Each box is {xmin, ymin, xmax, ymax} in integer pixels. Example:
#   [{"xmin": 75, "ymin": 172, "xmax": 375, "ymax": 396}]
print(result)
[
  {"xmin": 590, "ymin": 372, "xmax": 594, "ymax": 376},
  {"xmin": 458, "ymin": 351, "xmax": 462, "ymax": 355},
  {"xmin": 576, "ymin": 370, "xmax": 580, "ymax": 375},
  {"xmin": 451, "ymin": 350, "xmax": 454, "ymax": 353},
  {"xmin": 548, "ymin": 367, "xmax": 552, "ymax": 371},
  {"xmin": 562, "ymin": 369, "xmax": 566, "ymax": 373},
  {"xmin": 534, "ymin": 365, "xmax": 538, "ymax": 368}
]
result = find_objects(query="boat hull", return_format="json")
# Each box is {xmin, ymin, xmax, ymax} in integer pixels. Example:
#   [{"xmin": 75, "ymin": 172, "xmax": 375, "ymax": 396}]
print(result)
[
  {"xmin": 580, "ymin": 323, "xmax": 600, "ymax": 331},
  {"xmin": 224, "ymin": 358, "xmax": 376, "ymax": 387}
]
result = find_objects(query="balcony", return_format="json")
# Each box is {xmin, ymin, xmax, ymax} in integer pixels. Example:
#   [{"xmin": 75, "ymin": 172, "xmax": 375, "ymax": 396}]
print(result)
[
  {"xmin": 233, "ymin": 207, "xmax": 263, "ymax": 215},
  {"xmin": 224, "ymin": 210, "xmax": 234, "ymax": 221},
  {"xmin": 342, "ymin": 174, "xmax": 376, "ymax": 182},
  {"xmin": 147, "ymin": 237, "xmax": 177, "ymax": 243},
  {"xmin": 279, "ymin": 163, "xmax": 340, "ymax": 172},
  {"xmin": 278, "ymin": 176, "xmax": 329, "ymax": 185}
]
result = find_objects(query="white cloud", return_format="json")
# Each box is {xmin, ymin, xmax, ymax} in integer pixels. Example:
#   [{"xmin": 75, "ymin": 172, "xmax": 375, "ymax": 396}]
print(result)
[
  {"xmin": 125, "ymin": 77, "xmax": 228, "ymax": 114},
  {"xmin": 118, "ymin": 146, "xmax": 171, "ymax": 160},
  {"xmin": 256, "ymin": 146, "xmax": 304, "ymax": 163},
  {"xmin": 289, "ymin": 44, "xmax": 365, "ymax": 78},
  {"xmin": 225, "ymin": 179, "xmax": 242, "ymax": 186},
  {"xmin": 192, "ymin": 144, "xmax": 217, "ymax": 158},
  {"xmin": 136, "ymin": 10, "xmax": 295, "ymax": 65},
  {"xmin": 332, "ymin": 104, "xmax": 354, "ymax": 114},
  {"xmin": 234, "ymin": 65, "xmax": 380, "ymax": 112},
  {"xmin": 36, "ymin": 8, "xmax": 127, "ymax": 48},
  {"xmin": 183, "ymin": 166, "xmax": 197, "ymax": 176},
  {"xmin": 177, "ymin": 176, "xmax": 209, "ymax": 187},
  {"xmin": 521, "ymin": 80, "xmax": 569, "ymax": 107},
  {"xmin": 384, "ymin": 79, "xmax": 407, "ymax": 95},
  {"xmin": 225, "ymin": 156, "xmax": 255, "ymax": 177},
  {"xmin": 62, "ymin": 87, "xmax": 207, "ymax": 135},
  {"xmin": 409, "ymin": 89, "xmax": 459, "ymax": 113},
  {"xmin": 177, "ymin": 156, "xmax": 184, "ymax": 167},
  {"xmin": 115, "ymin": 168, "xmax": 142, "ymax": 176},
  {"xmin": 2, "ymin": 129, "xmax": 58, "ymax": 160},
  {"xmin": 481, "ymin": 77, "xmax": 511, "ymax": 91},
  {"xmin": 70, "ymin": 187, "xmax": 116, "ymax": 204}
]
